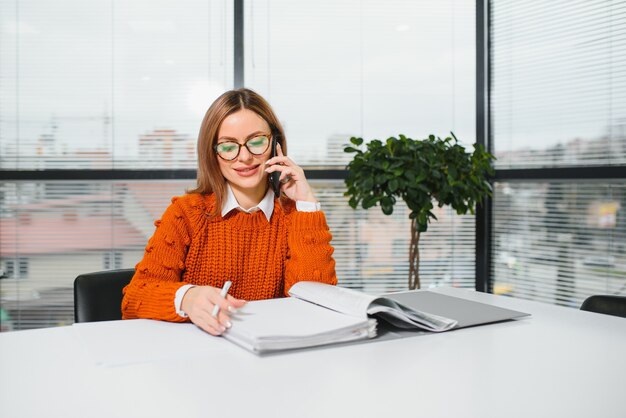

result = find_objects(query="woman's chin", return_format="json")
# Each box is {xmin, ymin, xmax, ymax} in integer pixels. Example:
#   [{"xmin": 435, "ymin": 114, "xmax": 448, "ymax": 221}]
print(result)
[{"xmin": 227, "ymin": 175, "xmax": 267, "ymax": 193}]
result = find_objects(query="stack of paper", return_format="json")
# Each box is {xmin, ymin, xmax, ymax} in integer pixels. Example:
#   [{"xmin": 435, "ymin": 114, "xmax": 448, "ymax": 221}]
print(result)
[{"xmin": 223, "ymin": 297, "xmax": 377, "ymax": 354}]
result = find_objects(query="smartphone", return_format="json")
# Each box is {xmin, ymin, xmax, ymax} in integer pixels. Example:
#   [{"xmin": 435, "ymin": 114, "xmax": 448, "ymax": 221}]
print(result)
[{"xmin": 269, "ymin": 134, "xmax": 281, "ymax": 198}]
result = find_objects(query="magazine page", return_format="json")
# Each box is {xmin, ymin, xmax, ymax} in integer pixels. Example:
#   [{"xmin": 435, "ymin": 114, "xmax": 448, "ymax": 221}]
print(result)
[
  {"xmin": 288, "ymin": 281, "xmax": 378, "ymax": 318},
  {"xmin": 367, "ymin": 297, "xmax": 458, "ymax": 332},
  {"xmin": 289, "ymin": 282, "xmax": 457, "ymax": 332}
]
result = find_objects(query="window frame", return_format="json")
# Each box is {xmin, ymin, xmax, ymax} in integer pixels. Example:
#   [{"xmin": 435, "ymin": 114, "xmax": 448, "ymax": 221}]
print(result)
[{"xmin": 476, "ymin": 0, "xmax": 626, "ymax": 296}]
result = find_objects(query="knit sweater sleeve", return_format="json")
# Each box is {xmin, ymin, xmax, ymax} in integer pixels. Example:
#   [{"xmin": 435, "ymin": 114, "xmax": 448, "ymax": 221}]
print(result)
[
  {"xmin": 283, "ymin": 210, "xmax": 338, "ymax": 295},
  {"xmin": 122, "ymin": 197, "xmax": 194, "ymax": 322}
]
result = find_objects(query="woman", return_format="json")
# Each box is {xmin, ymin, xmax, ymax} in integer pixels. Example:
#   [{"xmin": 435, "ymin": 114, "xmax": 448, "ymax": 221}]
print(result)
[{"xmin": 122, "ymin": 88, "xmax": 337, "ymax": 336}]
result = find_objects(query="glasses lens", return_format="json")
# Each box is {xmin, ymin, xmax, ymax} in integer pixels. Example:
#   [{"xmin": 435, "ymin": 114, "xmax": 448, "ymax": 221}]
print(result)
[
  {"xmin": 216, "ymin": 142, "xmax": 239, "ymax": 160},
  {"xmin": 246, "ymin": 136, "xmax": 270, "ymax": 155}
]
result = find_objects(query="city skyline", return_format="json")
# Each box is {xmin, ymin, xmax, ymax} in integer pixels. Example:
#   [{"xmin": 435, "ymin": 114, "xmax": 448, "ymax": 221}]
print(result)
[{"xmin": 2, "ymin": 114, "xmax": 624, "ymax": 169}]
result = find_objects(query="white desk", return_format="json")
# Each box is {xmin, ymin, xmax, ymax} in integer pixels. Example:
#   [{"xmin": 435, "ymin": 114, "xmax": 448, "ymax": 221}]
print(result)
[{"xmin": 1, "ymin": 288, "xmax": 625, "ymax": 418}]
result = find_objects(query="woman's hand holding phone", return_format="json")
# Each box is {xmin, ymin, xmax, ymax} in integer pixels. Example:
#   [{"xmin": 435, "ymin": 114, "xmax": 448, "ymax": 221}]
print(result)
[{"xmin": 264, "ymin": 143, "xmax": 317, "ymax": 203}]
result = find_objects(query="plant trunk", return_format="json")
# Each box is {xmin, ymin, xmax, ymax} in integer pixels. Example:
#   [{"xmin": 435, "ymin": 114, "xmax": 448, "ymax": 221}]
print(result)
[{"xmin": 408, "ymin": 219, "xmax": 421, "ymax": 290}]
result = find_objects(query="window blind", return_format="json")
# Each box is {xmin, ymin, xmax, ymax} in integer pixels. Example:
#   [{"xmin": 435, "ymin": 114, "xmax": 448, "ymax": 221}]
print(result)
[
  {"xmin": 490, "ymin": 0, "xmax": 626, "ymax": 308},
  {"xmin": 491, "ymin": 0, "xmax": 626, "ymax": 169},
  {"xmin": 492, "ymin": 181, "xmax": 626, "ymax": 307},
  {"xmin": 0, "ymin": 0, "xmax": 233, "ymax": 170},
  {"xmin": 0, "ymin": 180, "xmax": 194, "ymax": 330},
  {"xmin": 0, "ymin": 179, "xmax": 475, "ymax": 331},
  {"xmin": 244, "ymin": 0, "xmax": 476, "ymax": 167}
]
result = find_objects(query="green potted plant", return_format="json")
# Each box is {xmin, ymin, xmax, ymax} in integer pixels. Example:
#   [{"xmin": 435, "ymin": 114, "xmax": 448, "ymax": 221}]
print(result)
[{"xmin": 344, "ymin": 133, "xmax": 495, "ymax": 290}]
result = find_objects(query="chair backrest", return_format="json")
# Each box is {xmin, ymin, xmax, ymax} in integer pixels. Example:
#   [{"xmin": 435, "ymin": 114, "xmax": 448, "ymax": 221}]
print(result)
[
  {"xmin": 580, "ymin": 295, "xmax": 626, "ymax": 318},
  {"xmin": 74, "ymin": 269, "xmax": 135, "ymax": 323}
]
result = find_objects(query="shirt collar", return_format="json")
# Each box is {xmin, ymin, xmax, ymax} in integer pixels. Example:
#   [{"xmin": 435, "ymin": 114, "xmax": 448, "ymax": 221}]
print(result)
[{"xmin": 221, "ymin": 183, "xmax": 274, "ymax": 221}]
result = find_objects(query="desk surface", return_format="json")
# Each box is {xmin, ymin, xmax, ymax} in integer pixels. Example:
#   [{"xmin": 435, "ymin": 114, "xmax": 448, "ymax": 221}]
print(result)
[{"xmin": 1, "ymin": 287, "xmax": 625, "ymax": 418}]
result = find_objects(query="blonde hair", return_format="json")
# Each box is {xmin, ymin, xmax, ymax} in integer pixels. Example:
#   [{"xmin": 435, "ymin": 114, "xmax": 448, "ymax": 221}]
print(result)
[{"xmin": 187, "ymin": 88, "xmax": 287, "ymax": 216}]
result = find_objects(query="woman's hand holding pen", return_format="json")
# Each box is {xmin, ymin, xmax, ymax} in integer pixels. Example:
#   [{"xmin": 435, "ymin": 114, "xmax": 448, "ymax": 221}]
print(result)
[
  {"xmin": 265, "ymin": 143, "xmax": 317, "ymax": 203},
  {"xmin": 181, "ymin": 285, "xmax": 246, "ymax": 336}
]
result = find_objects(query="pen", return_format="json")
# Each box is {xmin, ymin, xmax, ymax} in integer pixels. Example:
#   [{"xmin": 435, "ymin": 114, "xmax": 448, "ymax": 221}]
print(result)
[{"xmin": 212, "ymin": 280, "xmax": 232, "ymax": 318}]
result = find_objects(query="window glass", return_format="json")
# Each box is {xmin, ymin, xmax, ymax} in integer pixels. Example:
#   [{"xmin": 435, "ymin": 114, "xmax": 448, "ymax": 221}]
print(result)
[
  {"xmin": 245, "ymin": 0, "xmax": 476, "ymax": 167},
  {"xmin": 0, "ymin": 0, "xmax": 233, "ymax": 170},
  {"xmin": 491, "ymin": 0, "xmax": 626, "ymax": 168},
  {"xmin": 0, "ymin": 180, "xmax": 474, "ymax": 330},
  {"xmin": 492, "ymin": 181, "xmax": 626, "ymax": 306},
  {"xmin": 0, "ymin": 1, "xmax": 477, "ymax": 331},
  {"xmin": 490, "ymin": 0, "xmax": 626, "ymax": 307}
]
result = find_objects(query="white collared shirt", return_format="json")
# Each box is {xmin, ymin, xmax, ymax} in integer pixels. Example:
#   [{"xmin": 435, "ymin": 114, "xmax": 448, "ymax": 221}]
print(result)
[
  {"xmin": 174, "ymin": 184, "xmax": 321, "ymax": 317},
  {"xmin": 221, "ymin": 183, "xmax": 275, "ymax": 221}
]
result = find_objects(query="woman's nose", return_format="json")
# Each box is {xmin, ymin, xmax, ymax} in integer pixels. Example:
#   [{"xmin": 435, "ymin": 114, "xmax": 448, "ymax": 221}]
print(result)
[{"xmin": 237, "ymin": 144, "xmax": 253, "ymax": 162}]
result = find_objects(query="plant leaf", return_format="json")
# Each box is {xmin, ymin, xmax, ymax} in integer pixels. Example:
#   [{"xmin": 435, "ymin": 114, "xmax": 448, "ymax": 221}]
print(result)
[{"xmin": 349, "ymin": 137, "xmax": 363, "ymax": 146}]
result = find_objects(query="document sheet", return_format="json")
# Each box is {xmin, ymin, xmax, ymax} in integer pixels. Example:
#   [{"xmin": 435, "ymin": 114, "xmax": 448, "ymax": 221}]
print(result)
[{"xmin": 223, "ymin": 297, "xmax": 376, "ymax": 354}]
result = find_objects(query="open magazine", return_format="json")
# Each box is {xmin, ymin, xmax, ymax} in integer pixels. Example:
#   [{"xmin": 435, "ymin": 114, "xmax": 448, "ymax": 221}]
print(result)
[
  {"xmin": 223, "ymin": 282, "xmax": 457, "ymax": 354},
  {"xmin": 289, "ymin": 281, "xmax": 458, "ymax": 332}
]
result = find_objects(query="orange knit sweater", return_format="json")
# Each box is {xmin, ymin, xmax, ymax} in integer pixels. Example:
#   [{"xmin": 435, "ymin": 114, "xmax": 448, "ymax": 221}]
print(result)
[{"xmin": 121, "ymin": 192, "xmax": 337, "ymax": 322}]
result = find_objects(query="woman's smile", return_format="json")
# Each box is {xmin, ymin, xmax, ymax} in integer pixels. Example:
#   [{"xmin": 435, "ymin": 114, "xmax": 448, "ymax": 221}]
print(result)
[{"xmin": 233, "ymin": 164, "xmax": 261, "ymax": 177}]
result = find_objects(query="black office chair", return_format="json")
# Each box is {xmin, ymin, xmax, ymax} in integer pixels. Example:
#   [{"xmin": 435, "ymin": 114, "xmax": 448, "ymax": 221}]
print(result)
[
  {"xmin": 580, "ymin": 295, "xmax": 626, "ymax": 318},
  {"xmin": 74, "ymin": 269, "xmax": 135, "ymax": 323}
]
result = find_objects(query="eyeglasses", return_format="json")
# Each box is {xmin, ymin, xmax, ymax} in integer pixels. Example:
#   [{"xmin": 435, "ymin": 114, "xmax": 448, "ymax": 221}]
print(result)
[{"xmin": 214, "ymin": 135, "xmax": 271, "ymax": 161}]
